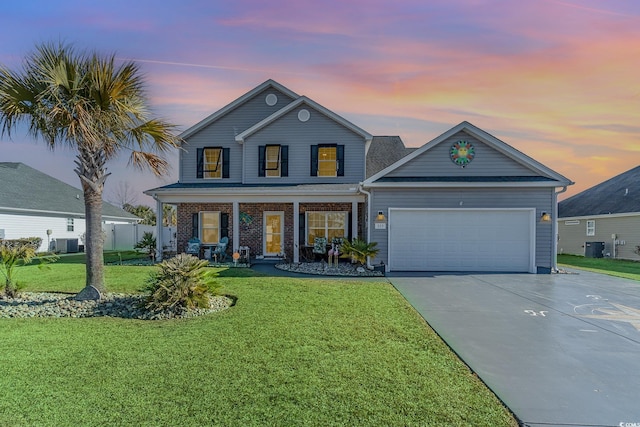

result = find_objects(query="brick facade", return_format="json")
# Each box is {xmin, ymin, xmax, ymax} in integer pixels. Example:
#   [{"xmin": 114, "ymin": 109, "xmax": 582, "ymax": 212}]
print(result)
[
  {"xmin": 176, "ymin": 203, "xmax": 233, "ymax": 255},
  {"xmin": 176, "ymin": 201, "xmax": 365, "ymax": 261}
]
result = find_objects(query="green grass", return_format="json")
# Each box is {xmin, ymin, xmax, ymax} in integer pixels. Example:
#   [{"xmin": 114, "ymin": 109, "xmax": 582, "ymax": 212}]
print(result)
[
  {"xmin": 558, "ymin": 254, "xmax": 640, "ymax": 281},
  {"xmin": 0, "ymin": 262, "xmax": 517, "ymax": 426}
]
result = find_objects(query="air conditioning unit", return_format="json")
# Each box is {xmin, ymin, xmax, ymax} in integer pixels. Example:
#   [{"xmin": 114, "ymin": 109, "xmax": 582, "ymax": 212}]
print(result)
[
  {"xmin": 55, "ymin": 238, "xmax": 79, "ymax": 253},
  {"xmin": 584, "ymin": 242, "xmax": 604, "ymax": 258}
]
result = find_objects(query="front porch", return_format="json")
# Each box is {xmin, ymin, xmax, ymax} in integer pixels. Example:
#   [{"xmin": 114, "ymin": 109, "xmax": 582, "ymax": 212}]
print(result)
[{"xmin": 152, "ymin": 186, "xmax": 366, "ymax": 264}]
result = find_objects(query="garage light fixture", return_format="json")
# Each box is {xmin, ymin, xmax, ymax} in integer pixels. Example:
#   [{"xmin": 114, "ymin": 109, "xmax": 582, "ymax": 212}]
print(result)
[
  {"xmin": 376, "ymin": 211, "xmax": 386, "ymax": 222},
  {"xmin": 540, "ymin": 212, "xmax": 551, "ymax": 222}
]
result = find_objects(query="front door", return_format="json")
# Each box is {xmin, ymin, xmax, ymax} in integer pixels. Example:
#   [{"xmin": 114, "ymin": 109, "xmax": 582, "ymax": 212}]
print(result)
[{"xmin": 264, "ymin": 211, "xmax": 284, "ymax": 256}]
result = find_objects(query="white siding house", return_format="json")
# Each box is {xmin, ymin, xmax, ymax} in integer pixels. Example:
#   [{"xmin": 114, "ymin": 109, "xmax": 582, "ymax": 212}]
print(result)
[{"xmin": 0, "ymin": 162, "xmax": 139, "ymax": 252}]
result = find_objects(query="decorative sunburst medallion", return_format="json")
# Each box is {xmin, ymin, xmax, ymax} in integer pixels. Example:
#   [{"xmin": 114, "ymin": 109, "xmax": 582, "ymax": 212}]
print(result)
[{"xmin": 450, "ymin": 140, "xmax": 475, "ymax": 167}]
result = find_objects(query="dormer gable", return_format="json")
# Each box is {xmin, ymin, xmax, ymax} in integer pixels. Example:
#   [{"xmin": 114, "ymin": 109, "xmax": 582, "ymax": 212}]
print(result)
[
  {"xmin": 235, "ymin": 96, "xmax": 373, "ymax": 144},
  {"xmin": 179, "ymin": 79, "xmax": 299, "ymax": 139}
]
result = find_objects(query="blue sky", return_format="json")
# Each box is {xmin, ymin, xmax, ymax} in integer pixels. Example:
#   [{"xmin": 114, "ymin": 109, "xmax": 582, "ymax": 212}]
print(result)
[{"xmin": 1, "ymin": 0, "xmax": 639, "ymax": 206}]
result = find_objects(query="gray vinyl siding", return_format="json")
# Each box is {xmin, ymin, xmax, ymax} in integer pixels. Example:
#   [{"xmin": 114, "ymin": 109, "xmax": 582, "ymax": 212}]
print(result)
[
  {"xmin": 243, "ymin": 105, "xmax": 366, "ymax": 184},
  {"xmin": 385, "ymin": 131, "xmax": 536, "ymax": 178},
  {"xmin": 370, "ymin": 187, "xmax": 555, "ymax": 270},
  {"xmin": 557, "ymin": 215, "xmax": 640, "ymax": 260},
  {"xmin": 180, "ymin": 88, "xmax": 296, "ymax": 183}
]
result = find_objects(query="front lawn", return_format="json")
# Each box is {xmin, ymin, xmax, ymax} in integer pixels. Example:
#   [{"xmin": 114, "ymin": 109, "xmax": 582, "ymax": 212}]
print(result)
[
  {"xmin": 0, "ymin": 262, "xmax": 516, "ymax": 426},
  {"xmin": 558, "ymin": 254, "xmax": 640, "ymax": 281}
]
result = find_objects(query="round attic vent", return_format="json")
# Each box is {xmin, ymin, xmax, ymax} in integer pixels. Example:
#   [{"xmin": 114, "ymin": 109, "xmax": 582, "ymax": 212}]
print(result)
[
  {"xmin": 265, "ymin": 94, "xmax": 278, "ymax": 106},
  {"xmin": 298, "ymin": 109, "xmax": 310, "ymax": 122}
]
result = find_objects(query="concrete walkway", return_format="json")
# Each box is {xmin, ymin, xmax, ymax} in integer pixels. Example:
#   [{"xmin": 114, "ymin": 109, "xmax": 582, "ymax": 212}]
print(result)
[{"xmin": 388, "ymin": 270, "xmax": 640, "ymax": 427}]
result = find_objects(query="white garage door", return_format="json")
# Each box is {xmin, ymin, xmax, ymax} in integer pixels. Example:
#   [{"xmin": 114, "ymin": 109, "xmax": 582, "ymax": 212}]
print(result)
[{"xmin": 388, "ymin": 209, "xmax": 535, "ymax": 272}]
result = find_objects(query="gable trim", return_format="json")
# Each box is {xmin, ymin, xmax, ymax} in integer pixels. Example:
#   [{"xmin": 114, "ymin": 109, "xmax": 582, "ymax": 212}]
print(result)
[
  {"xmin": 235, "ymin": 96, "xmax": 373, "ymax": 144},
  {"xmin": 179, "ymin": 79, "xmax": 299, "ymax": 139},
  {"xmin": 362, "ymin": 121, "xmax": 573, "ymax": 187}
]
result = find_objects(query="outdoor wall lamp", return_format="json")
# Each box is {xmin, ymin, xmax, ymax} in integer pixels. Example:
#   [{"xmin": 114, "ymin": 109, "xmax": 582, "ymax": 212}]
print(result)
[
  {"xmin": 376, "ymin": 211, "xmax": 386, "ymax": 222},
  {"xmin": 540, "ymin": 212, "xmax": 551, "ymax": 222}
]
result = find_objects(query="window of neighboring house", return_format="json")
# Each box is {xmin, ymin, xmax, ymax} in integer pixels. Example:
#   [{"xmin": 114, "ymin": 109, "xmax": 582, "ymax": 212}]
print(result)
[
  {"xmin": 204, "ymin": 148, "xmax": 223, "ymax": 179},
  {"xmin": 200, "ymin": 212, "xmax": 220, "ymax": 243},
  {"xmin": 306, "ymin": 211, "xmax": 347, "ymax": 245},
  {"xmin": 67, "ymin": 218, "xmax": 74, "ymax": 232},
  {"xmin": 586, "ymin": 220, "xmax": 595, "ymax": 236}
]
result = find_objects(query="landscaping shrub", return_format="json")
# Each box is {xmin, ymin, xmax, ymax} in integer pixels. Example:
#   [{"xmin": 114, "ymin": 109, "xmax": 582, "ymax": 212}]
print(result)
[
  {"xmin": 134, "ymin": 231, "xmax": 157, "ymax": 261},
  {"xmin": 340, "ymin": 238, "xmax": 380, "ymax": 265},
  {"xmin": 0, "ymin": 239, "xmax": 39, "ymax": 297},
  {"xmin": 142, "ymin": 253, "xmax": 220, "ymax": 311}
]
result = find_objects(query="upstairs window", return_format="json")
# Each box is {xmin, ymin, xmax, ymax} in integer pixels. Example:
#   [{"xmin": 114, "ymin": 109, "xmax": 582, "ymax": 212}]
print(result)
[
  {"xmin": 67, "ymin": 218, "xmax": 74, "ymax": 232},
  {"xmin": 586, "ymin": 220, "xmax": 595, "ymax": 236},
  {"xmin": 318, "ymin": 146, "xmax": 336, "ymax": 177},
  {"xmin": 259, "ymin": 145, "xmax": 289, "ymax": 177},
  {"xmin": 310, "ymin": 144, "xmax": 344, "ymax": 177},
  {"xmin": 204, "ymin": 148, "xmax": 222, "ymax": 179},
  {"xmin": 197, "ymin": 147, "xmax": 230, "ymax": 179}
]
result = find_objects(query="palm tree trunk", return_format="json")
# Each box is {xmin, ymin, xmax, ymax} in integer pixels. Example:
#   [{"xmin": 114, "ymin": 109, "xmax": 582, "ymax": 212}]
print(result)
[
  {"xmin": 83, "ymin": 186, "xmax": 105, "ymax": 294},
  {"xmin": 74, "ymin": 148, "xmax": 109, "ymax": 301}
]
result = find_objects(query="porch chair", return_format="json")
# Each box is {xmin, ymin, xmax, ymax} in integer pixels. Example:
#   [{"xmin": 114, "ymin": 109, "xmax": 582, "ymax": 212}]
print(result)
[
  {"xmin": 312, "ymin": 237, "xmax": 328, "ymax": 262},
  {"xmin": 185, "ymin": 237, "xmax": 201, "ymax": 257},
  {"xmin": 211, "ymin": 236, "xmax": 229, "ymax": 262}
]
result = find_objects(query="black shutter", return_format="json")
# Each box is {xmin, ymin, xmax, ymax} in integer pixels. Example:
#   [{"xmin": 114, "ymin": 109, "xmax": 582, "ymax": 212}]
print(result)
[
  {"xmin": 299, "ymin": 212, "xmax": 306, "ymax": 246},
  {"xmin": 310, "ymin": 145, "xmax": 318, "ymax": 176},
  {"xmin": 337, "ymin": 145, "xmax": 345, "ymax": 177},
  {"xmin": 220, "ymin": 213, "xmax": 229, "ymax": 239},
  {"xmin": 281, "ymin": 145, "xmax": 289, "ymax": 177},
  {"xmin": 196, "ymin": 148, "xmax": 203, "ymax": 179},
  {"xmin": 222, "ymin": 148, "xmax": 230, "ymax": 178},
  {"xmin": 192, "ymin": 213, "xmax": 199, "ymax": 239},
  {"xmin": 258, "ymin": 146, "xmax": 266, "ymax": 177},
  {"xmin": 347, "ymin": 211, "xmax": 352, "ymax": 241}
]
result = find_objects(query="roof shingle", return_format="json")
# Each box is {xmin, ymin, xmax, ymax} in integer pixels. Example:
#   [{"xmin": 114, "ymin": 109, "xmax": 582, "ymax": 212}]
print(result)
[
  {"xmin": 0, "ymin": 162, "xmax": 139, "ymax": 220},
  {"xmin": 558, "ymin": 165, "xmax": 640, "ymax": 217}
]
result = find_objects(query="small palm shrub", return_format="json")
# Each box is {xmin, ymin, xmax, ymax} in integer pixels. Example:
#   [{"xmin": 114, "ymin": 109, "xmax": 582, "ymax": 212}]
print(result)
[
  {"xmin": 340, "ymin": 238, "xmax": 380, "ymax": 266},
  {"xmin": 0, "ymin": 238, "xmax": 53, "ymax": 298},
  {"xmin": 142, "ymin": 254, "xmax": 221, "ymax": 312},
  {"xmin": 134, "ymin": 231, "xmax": 157, "ymax": 261}
]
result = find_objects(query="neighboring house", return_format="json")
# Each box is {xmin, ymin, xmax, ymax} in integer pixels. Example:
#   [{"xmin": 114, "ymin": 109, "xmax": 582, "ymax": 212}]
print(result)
[
  {"xmin": 146, "ymin": 79, "xmax": 573, "ymax": 273},
  {"xmin": 0, "ymin": 162, "xmax": 139, "ymax": 252},
  {"xmin": 558, "ymin": 166, "xmax": 640, "ymax": 260}
]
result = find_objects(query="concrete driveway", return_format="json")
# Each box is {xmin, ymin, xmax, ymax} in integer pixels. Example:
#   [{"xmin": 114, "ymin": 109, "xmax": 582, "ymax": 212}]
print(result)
[{"xmin": 388, "ymin": 269, "xmax": 640, "ymax": 427}]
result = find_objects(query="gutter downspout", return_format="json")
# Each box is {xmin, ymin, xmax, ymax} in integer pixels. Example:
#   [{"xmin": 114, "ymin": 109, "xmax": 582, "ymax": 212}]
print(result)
[
  {"xmin": 553, "ymin": 186, "xmax": 568, "ymax": 272},
  {"xmin": 357, "ymin": 183, "xmax": 373, "ymax": 269}
]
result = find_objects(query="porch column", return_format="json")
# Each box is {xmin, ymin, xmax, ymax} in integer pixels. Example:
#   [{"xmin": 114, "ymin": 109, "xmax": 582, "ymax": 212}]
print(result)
[
  {"xmin": 233, "ymin": 201, "xmax": 240, "ymax": 253},
  {"xmin": 293, "ymin": 201, "xmax": 299, "ymax": 263},
  {"xmin": 351, "ymin": 201, "xmax": 358, "ymax": 240},
  {"xmin": 155, "ymin": 197, "xmax": 163, "ymax": 261}
]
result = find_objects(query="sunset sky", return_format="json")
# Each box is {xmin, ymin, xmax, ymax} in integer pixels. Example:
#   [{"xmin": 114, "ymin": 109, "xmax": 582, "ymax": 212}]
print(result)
[{"xmin": 1, "ymin": 0, "xmax": 639, "ymax": 206}]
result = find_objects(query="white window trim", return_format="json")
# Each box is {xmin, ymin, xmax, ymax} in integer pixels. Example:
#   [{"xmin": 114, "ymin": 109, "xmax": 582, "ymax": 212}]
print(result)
[
  {"xmin": 305, "ymin": 211, "xmax": 347, "ymax": 245},
  {"xmin": 317, "ymin": 146, "xmax": 337, "ymax": 177},
  {"xmin": 586, "ymin": 220, "xmax": 595, "ymax": 236},
  {"xmin": 200, "ymin": 211, "xmax": 221, "ymax": 244},
  {"xmin": 204, "ymin": 147, "xmax": 223, "ymax": 179},
  {"xmin": 67, "ymin": 218, "xmax": 74, "ymax": 232},
  {"xmin": 265, "ymin": 145, "xmax": 281, "ymax": 178}
]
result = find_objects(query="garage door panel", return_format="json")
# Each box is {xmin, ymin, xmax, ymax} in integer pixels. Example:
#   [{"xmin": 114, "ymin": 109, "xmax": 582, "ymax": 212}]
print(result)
[{"xmin": 389, "ymin": 209, "xmax": 533, "ymax": 272}]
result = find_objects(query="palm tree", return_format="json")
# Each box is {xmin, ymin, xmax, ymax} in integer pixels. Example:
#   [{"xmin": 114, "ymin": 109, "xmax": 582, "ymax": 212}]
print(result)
[{"xmin": 0, "ymin": 42, "xmax": 181, "ymax": 300}]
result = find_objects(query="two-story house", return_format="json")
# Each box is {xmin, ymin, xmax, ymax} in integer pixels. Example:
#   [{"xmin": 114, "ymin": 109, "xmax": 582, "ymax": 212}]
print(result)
[{"xmin": 146, "ymin": 79, "xmax": 573, "ymax": 273}]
